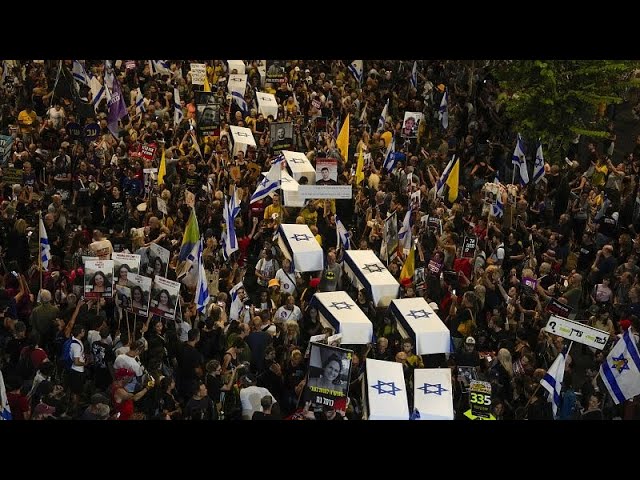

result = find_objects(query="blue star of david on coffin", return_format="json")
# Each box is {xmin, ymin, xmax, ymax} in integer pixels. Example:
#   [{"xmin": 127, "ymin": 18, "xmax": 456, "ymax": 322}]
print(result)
[
  {"xmin": 329, "ymin": 301, "xmax": 353, "ymax": 310},
  {"xmin": 407, "ymin": 309, "xmax": 432, "ymax": 319},
  {"xmin": 362, "ymin": 263, "xmax": 384, "ymax": 273},
  {"xmin": 291, "ymin": 234, "xmax": 312, "ymax": 242},
  {"xmin": 418, "ymin": 383, "xmax": 448, "ymax": 395},
  {"xmin": 371, "ymin": 380, "xmax": 402, "ymax": 396}
]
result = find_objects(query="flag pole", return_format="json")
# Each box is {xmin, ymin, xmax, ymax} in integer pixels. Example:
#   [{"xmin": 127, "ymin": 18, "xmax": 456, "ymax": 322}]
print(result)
[
  {"xmin": 38, "ymin": 211, "xmax": 43, "ymax": 293},
  {"xmin": 526, "ymin": 341, "xmax": 574, "ymax": 418}
]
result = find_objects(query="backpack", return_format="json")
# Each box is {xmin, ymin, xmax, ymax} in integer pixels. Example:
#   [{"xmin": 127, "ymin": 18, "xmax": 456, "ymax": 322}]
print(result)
[{"xmin": 62, "ymin": 338, "xmax": 82, "ymax": 371}]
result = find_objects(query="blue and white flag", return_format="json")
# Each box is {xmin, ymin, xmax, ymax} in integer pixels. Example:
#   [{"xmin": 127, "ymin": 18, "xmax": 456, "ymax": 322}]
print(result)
[
  {"xmin": 39, "ymin": 215, "xmax": 51, "ymax": 271},
  {"xmin": 195, "ymin": 239, "xmax": 210, "ymax": 314},
  {"xmin": 348, "ymin": 60, "xmax": 363, "ymax": 84},
  {"xmin": 600, "ymin": 328, "xmax": 640, "ymax": 405},
  {"xmin": 222, "ymin": 187, "xmax": 241, "ymax": 260},
  {"xmin": 511, "ymin": 133, "xmax": 529, "ymax": 185},
  {"xmin": 0, "ymin": 369, "xmax": 11, "ymax": 421},
  {"xmin": 229, "ymin": 281, "xmax": 244, "ymax": 303},
  {"xmin": 174, "ymin": 87, "xmax": 183, "ymax": 126},
  {"xmin": 492, "ymin": 197, "xmax": 504, "ymax": 218},
  {"xmin": 383, "ymin": 137, "xmax": 398, "ymax": 172},
  {"xmin": 377, "ymin": 99, "xmax": 389, "ymax": 133},
  {"xmin": 436, "ymin": 155, "xmax": 456, "ymax": 198},
  {"xmin": 359, "ymin": 102, "xmax": 367, "ymax": 124},
  {"xmin": 398, "ymin": 209, "xmax": 412, "ymax": 251},
  {"xmin": 72, "ymin": 60, "xmax": 91, "ymax": 87},
  {"xmin": 250, "ymin": 163, "xmax": 281, "ymax": 204},
  {"xmin": 232, "ymin": 91, "xmax": 248, "ymax": 116},
  {"xmin": 336, "ymin": 215, "xmax": 351, "ymax": 251},
  {"xmin": 438, "ymin": 90, "xmax": 448, "ymax": 129},
  {"xmin": 540, "ymin": 349, "xmax": 567, "ymax": 418},
  {"xmin": 90, "ymin": 76, "xmax": 109, "ymax": 111},
  {"xmin": 177, "ymin": 238, "xmax": 200, "ymax": 286},
  {"xmin": 134, "ymin": 88, "xmax": 146, "ymax": 115},
  {"xmin": 151, "ymin": 60, "xmax": 172, "ymax": 76},
  {"xmin": 533, "ymin": 140, "xmax": 545, "ymax": 184},
  {"xmin": 410, "ymin": 61, "xmax": 418, "ymax": 89}
]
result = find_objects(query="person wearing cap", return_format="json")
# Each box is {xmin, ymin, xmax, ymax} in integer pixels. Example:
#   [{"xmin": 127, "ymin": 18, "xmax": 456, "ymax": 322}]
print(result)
[
  {"xmin": 110, "ymin": 367, "xmax": 155, "ymax": 420},
  {"xmin": 457, "ymin": 337, "xmax": 481, "ymax": 367}
]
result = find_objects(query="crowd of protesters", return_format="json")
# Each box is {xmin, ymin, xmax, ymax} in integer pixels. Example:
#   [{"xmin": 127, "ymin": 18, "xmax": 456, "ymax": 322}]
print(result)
[{"xmin": 0, "ymin": 59, "xmax": 638, "ymax": 421}]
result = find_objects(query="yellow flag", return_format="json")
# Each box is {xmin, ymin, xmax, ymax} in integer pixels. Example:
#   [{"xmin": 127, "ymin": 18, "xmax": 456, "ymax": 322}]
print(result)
[
  {"xmin": 158, "ymin": 148, "xmax": 166, "ymax": 186},
  {"xmin": 336, "ymin": 115, "xmax": 349, "ymax": 161},
  {"xmin": 399, "ymin": 244, "xmax": 415, "ymax": 285},
  {"xmin": 203, "ymin": 74, "xmax": 211, "ymax": 93},
  {"xmin": 446, "ymin": 156, "xmax": 459, "ymax": 203},
  {"xmin": 355, "ymin": 145, "xmax": 365, "ymax": 185}
]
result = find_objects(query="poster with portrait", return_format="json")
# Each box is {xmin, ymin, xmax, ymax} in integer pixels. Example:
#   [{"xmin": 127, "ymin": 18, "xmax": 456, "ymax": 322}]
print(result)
[
  {"xmin": 384, "ymin": 211, "xmax": 398, "ymax": 264},
  {"xmin": 315, "ymin": 158, "xmax": 338, "ymax": 186},
  {"xmin": 269, "ymin": 122, "xmax": 293, "ymax": 152},
  {"xmin": 126, "ymin": 273, "xmax": 152, "ymax": 317},
  {"xmin": 84, "ymin": 259, "xmax": 114, "ymax": 299},
  {"xmin": 265, "ymin": 62, "xmax": 287, "ymax": 84},
  {"xmin": 149, "ymin": 275, "xmax": 180, "ymax": 320},
  {"xmin": 195, "ymin": 91, "xmax": 222, "ymax": 137},
  {"xmin": 303, "ymin": 342, "xmax": 353, "ymax": 414},
  {"xmin": 402, "ymin": 112, "xmax": 423, "ymax": 138},
  {"xmin": 414, "ymin": 267, "xmax": 427, "ymax": 296},
  {"xmin": 137, "ymin": 244, "xmax": 170, "ymax": 279},
  {"xmin": 461, "ymin": 236, "xmax": 477, "ymax": 258},
  {"xmin": 112, "ymin": 252, "xmax": 141, "ymax": 289},
  {"xmin": 410, "ymin": 190, "xmax": 421, "ymax": 211}
]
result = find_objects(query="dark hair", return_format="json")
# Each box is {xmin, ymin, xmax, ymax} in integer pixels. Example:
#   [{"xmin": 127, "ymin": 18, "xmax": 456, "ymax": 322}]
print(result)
[
  {"xmin": 71, "ymin": 324, "xmax": 85, "ymax": 337},
  {"xmin": 232, "ymin": 337, "xmax": 245, "ymax": 349},
  {"xmin": 91, "ymin": 270, "xmax": 107, "ymax": 286},
  {"xmin": 321, "ymin": 353, "xmax": 343, "ymax": 384},
  {"xmin": 118, "ymin": 264, "xmax": 131, "ymax": 275},
  {"xmin": 188, "ymin": 328, "xmax": 200, "ymax": 342},
  {"xmin": 131, "ymin": 285, "xmax": 144, "ymax": 301},
  {"xmin": 157, "ymin": 289, "xmax": 171, "ymax": 304}
]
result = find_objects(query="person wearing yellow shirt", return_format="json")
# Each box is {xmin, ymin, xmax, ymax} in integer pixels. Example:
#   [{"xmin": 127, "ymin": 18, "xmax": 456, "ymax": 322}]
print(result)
[
  {"xmin": 264, "ymin": 192, "xmax": 287, "ymax": 225},
  {"xmin": 263, "ymin": 83, "xmax": 277, "ymax": 95},
  {"xmin": 590, "ymin": 157, "xmax": 608, "ymax": 187},
  {"xmin": 18, "ymin": 105, "xmax": 38, "ymax": 140},
  {"xmin": 300, "ymin": 202, "xmax": 319, "ymax": 227},
  {"xmin": 311, "ymin": 225, "xmax": 322, "ymax": 247}
]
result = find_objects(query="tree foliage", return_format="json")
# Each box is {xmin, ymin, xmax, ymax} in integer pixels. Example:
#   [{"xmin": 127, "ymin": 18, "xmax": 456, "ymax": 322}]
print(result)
[{"xmin": 490, "ymin": 60, "xmax": 640, "ymax": 159}]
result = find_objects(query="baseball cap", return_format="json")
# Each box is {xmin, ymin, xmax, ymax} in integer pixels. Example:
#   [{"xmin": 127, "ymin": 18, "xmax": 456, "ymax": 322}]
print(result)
[
  {"xmin": 308, "ymin": 277, "xmax": 321, "ymax": 288},
  {"xmin": 465, "ymin": 337, "xmax": 476, "ymax": 345}
]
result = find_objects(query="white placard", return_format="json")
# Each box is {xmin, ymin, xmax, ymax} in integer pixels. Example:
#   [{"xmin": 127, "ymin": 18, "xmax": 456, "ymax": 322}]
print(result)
[
  {"xmin": 298, "ymin": 185, "xmax": 352, "ymax": 199},
  {"xmin": 112, "ymin": 252, "xmax": 141, "ymax": 288},
  {"xmin": 149, "ymin": 275, "xmax": 180, "ymax": 320},
  {"xmin": 190, "ymin": 63, "xmax": 206, "ymax": 85},
  {"xmin": 544, "ymin": 315, "xmax": 609, "ymax": 350},
  {"xmin": 84, "ymin": 259, "xmax": 114, "ymax": 299}
]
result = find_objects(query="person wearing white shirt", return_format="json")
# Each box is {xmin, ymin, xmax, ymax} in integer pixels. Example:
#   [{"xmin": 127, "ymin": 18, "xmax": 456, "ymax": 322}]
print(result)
[
  {"xmin": 239, "ymin": 374, "xmax": 275, "ymax": 420},
  {"xmin": 275, "ymin": 258, "xmax": 299, "ymax": 297},
  {"xmin": 114, "ymin": 339, "xmax": 146, "ymax": 380},
  {"xmin": 274, "ymin": 295, "xmax": 302, "ymax": 324}
]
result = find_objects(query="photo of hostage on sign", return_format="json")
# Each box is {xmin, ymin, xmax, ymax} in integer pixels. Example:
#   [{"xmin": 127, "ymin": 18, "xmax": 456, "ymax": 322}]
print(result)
[{"xmin": 303, "ymin": 342, "xmax": 353, "ymax": 414}]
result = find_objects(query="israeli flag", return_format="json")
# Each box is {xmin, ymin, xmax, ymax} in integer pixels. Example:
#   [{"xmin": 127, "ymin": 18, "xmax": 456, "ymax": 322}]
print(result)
[
  {"xmin": 600, "ymin": 328, "xmax": 640, "ymax": 405},
  {"xmin": 151, "ymin": 60, "xmax": 172, "ymax": 76},
  {"xmin": 533, "ymin": 140, "xmax": 545, "ymax": 184},
  {"xmin": 90, "ymin": 76, "xmax": 108, "ymax": 111},
  {"xmin": 540, "ymin": 350, "xmax": 567, "ymax": 418},
  {"xmin": 383, "ymin": 137, "xmax": 398, "ymax": 173},
  {"xmin": 336, "ymin": 215, "xmax": 351, "ymax": 250},
  {"xmin": 398, "ymin": 210, "xmax": 412, "ymax": 250},
  {"xmin": 436, "ymin": 155, "xmax": 455, "ymax": 198},
  {"xmin": 174, "ymin": 87, "xmax": 183, "ymax": 126},
  {"xmin": 39, "ymin": 215, "xmax": 51, "ymax": 271},
  {"xmin": 229, "ymin": 281, "xmax": 244, "ymax": 303},
  {"xmin": 72, "ymin": 60, "xmax": 91, "ymax": 87},
  {"xmin": 348, "ymin": 60, "xmax": 363, "ymax": 84},
  {"xmin": 492, "ymin": 197, "xmax": 504, "ymax": 218},
  {"xmin": 232, "ymin": 91, "xmax": 248, "ymax": 116},
  {"xmin": 222, "ymin": 188, "xmax": 241, "ymax": 260},
  {"xmin": 250, "ymin": 163, "xmax": 282, "ymax": 204},
  {"xmin": 410, "ymin": 61, "xmax": 418, "ymax": 89},
  {"xmin": 135, "ymin": 88, "xmax": 146, "ymax": 115},
  {"xmin": 511, "ymin": 133, "xmax": 530, "ymax": 185},
  {"xmin": 377, "ymin": 99, "xmax": 389, "ymax": 133},
  {"xmin": 195, "ymin": 239, "xmax": 210, "ymax": 314},
  {"xmin": 438, "ymin": 90, "xmax": 448, "ymax": 129},
  {"xmin": 0, "ymin": 369, "xmax": 11, "ymax": 421}
]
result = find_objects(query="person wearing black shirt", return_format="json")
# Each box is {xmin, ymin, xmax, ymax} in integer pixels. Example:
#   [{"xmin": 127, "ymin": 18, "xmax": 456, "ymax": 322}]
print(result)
[
  {"xmin": 177, "ymin": 328, "xmax": 204, "ymax": 402},
  {"xmin": 577, "ymin": 233, "xmax": 597, "ymax": 274},
  {"xmin": 184, "ymin": 380, "xmax": 216, "ymax": 420}
]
